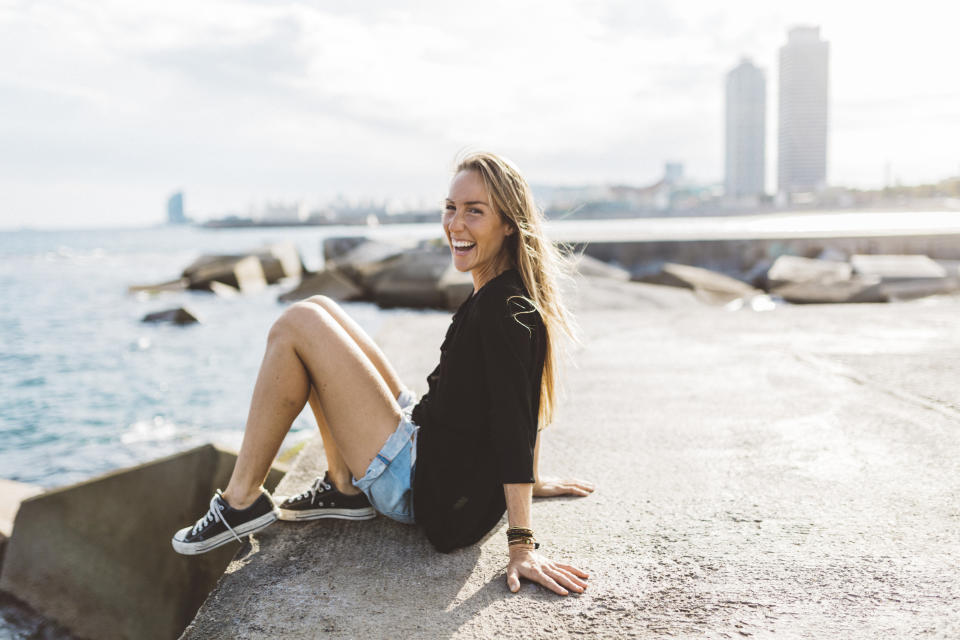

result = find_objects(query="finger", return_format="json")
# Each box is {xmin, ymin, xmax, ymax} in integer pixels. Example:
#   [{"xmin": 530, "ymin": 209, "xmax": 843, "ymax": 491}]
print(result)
[
  {"xmin": 555, "ymin": 563, "xmax": 590, "ymax": 579},
  {"xmin": 550, "ymin": 568, "xmax": 587, "ymax": 593},
  {"xmin": 566, "ymin": 486, "xmax": 591, "ymax": 497},
  {"xmin": 507, "ymin": 567, "xmax": 521, "ymax": 593},
  {"xmin": 535, "ymin": 571, "xmax": 568, "ymax": 596},
  {"xmin": 552, "ymin": 567, "xmax": 588, "ymax": 591},
  {"xmin": 571, "ymin": 479, "xmax": 595, "ymax": 491}
]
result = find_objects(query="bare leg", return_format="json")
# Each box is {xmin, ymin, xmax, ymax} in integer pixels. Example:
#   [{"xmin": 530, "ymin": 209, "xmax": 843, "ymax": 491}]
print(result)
[
  {"xmin": 303, "ymin": 295, "xmax": 407, "ymax": 495},
  {"xmin": 303, "ymin": 295, "xmax": 406, "ymax": 399},
  {"xmin": 306, "ymin": 389, "xmax": 362, "ymax": 495},
  {"xmin": 222, "ymin": 301, "xmax": 402, "ymax": 509}
]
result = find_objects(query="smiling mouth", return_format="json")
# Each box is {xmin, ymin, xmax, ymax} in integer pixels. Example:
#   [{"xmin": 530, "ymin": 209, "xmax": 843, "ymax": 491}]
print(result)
[{"xmin": 451, "ymin": 241, "xmax": 476, "ymax": 255}]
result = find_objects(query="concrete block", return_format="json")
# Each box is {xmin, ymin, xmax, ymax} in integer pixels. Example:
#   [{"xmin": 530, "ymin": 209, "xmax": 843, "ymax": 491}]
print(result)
[
  {"xmin": 851, "ymin": 254, "xmax": 948, "ymax": 281},
  {"xmin": 328, "ymin": 240, "xmax": 408, "ymax": 292},
  {"xmin": 142, "ymin": 307, "xmax": 200, "ymax": 325},
  {"xmin": 0, "ymin": 479, "xmax": 42, "ymax": 571},
  {"xmin": 572, "ymin": 253, "xmax": 631, "ymax": 280},
  {"xmin": 322, "ymin": 236, "xmax": 369, "ymax": 263},
  {"xmin": 637, "ymin": 263, "xmax": 761, "ymax": 304},
  {"xmin": 767, "ymin": 255, "xmax": 853, "ymax": 289},
  {"xmin": 277, "ymin": 269, "xmax": 364, "ymax": 303},
  {"xmin": 439, "ymin": 265, "xmax": 474, "ymax": 309},
  {"xmin": 0, "ymin": 444, "xmax": 286, "ymax": 640},
  {"xmin": 255, "ymin": 243, "xmax": 304, "ymax": 284},
  {"xmin": 371, "ymin": 250, "xmax": 452, "ymax": 309},
  {"xmin": 127, "ymin": 278, "xmax": 189, "ymax": 295},
  {"xmin": 772, "ymin": 276, "xmax": 887, "ymax": 304},
  {"xmin": 184, "ymin": 255, "xmax": 268, "ymax": 293}
]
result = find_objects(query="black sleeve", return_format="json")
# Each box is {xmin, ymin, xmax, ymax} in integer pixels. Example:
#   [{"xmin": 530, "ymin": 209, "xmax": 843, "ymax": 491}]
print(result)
[{"xmin": 480, "ymin": 298, "xmax": 539, "ymax": 484}]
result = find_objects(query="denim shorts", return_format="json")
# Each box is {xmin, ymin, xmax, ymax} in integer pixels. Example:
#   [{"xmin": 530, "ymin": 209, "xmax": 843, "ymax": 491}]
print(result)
[{"xmin": 352, "ymin": 408, "xmax": 418, "ymax": 525}]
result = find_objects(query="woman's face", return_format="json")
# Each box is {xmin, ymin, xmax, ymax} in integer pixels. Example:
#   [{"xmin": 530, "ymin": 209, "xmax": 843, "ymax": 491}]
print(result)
[{"xmin": 443, "ymin": 170, "xmax": 515, "ymax": 283}]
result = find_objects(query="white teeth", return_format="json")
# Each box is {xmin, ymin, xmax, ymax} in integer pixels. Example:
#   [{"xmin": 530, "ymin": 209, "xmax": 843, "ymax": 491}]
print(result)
[{"xmin": 452, "ymin": 240, "xmax": 475, "ymax": 249}]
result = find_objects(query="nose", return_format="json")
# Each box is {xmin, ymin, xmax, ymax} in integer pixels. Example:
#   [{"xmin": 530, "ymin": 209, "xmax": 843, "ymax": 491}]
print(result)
[{"xmin": 446, "ymin": 207, "xmax": 466, "ymax": 233}]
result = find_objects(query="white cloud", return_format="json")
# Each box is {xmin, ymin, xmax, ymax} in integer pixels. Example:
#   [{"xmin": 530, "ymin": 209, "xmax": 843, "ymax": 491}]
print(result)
[{"xmin": 1, "ymin": 0, "xmax": 959, "ymax": 227}]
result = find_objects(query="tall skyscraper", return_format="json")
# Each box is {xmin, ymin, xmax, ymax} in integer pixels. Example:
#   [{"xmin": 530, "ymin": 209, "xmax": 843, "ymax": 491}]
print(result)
[
  {"xmin": 777, "ymin": 26, "xmax": 829, "ymax": 195},
  {"xmin": 167, "ymin": 191, "xmax": 186, "ymax": 224},
  {"xmin": 725, "ymin": 58, "xmax": 766, "ymax": 201}
]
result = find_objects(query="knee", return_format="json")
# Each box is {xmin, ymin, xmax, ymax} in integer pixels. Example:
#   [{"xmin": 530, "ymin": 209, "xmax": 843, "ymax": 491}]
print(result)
[
  {"xmin": 269, "ymin": 301, "xmax": 332, "ymax": 343},
  {"xmin": 305, "ymin": 294, "xmax": 338, "ymax": 314}
]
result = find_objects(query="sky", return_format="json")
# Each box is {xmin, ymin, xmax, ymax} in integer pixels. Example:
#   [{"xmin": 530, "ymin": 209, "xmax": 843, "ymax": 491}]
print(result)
[{"xmin": 1, "ymin": 0, "xmax": 959, "ymax": 229}]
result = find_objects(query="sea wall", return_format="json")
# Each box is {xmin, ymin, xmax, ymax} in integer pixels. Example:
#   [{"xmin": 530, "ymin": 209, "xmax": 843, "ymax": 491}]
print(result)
[{"xmin": 0, "ymin": 444, "xmax": 285, "ymax": 640}]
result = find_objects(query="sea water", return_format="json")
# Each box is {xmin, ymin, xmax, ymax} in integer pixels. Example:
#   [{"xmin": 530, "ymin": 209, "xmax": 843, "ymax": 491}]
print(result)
[{"xmin": 0, "ymin": 223, "xmax": 442, "ymax": 488}]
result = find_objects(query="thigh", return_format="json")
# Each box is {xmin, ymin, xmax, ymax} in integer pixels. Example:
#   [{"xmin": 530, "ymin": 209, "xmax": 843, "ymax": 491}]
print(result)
[{"xmin": 279, "ymin": 302, "xmax": 402, "ymax": 478}]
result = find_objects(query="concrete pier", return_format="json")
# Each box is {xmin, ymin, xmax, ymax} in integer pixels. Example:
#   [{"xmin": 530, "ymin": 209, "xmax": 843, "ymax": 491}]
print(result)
[{"xmin": 183, "ymin": 282, "xmax": 960, "ymax": 639}]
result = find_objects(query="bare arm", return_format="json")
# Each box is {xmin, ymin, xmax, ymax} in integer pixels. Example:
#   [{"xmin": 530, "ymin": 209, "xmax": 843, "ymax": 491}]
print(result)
[
  {"xmin": 503, "ymin": 483, "xmax": 589, "ymax": 595},
  {"xmin": 531, "ymin": 431, "xmax": 597, "ymax": 498}
]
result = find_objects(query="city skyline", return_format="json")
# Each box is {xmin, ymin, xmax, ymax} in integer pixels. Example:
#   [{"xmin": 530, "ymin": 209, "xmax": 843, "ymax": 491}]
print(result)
[{"xmin": 1, "ymin": 1, "xmax": 959, "ymax": 229}]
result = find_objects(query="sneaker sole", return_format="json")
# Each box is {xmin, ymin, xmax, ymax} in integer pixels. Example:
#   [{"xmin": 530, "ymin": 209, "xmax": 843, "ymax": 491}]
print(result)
[
  {"xmin": 171, "ymin": 508, "xmax": 280, "ymax": 555},
  {"xmin": 277, "ymin": 506, "xmax": 376, "ymax": 522}
]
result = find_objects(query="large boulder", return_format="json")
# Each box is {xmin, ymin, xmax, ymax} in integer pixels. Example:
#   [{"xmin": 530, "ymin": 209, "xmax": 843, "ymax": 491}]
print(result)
[
  {"xmin": 184, "ymin": 255, "xmax": 267, "ymax": 293},
  {"xmin": 277, "ymin": 269, "xmax": 364, "ymax": 304},
  {"xmin": 636, "ymin": 263, "xmax": 762, "ymax": 304},
  {"xmin": 572, "ymin": 253, "xmax": 631, "ymax": 280}
]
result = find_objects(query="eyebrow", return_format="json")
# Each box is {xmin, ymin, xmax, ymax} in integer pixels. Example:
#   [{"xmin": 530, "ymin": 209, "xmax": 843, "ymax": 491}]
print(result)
[{"xmin": 445, "ymin": 199, "xmax": 489, "ymax": 206}]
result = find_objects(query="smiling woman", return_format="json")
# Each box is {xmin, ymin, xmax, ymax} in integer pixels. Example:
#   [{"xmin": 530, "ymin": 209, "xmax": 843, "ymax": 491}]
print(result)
[{"xmin": 171, "ymin": 151, "xmax": 593, "ymax": 597}]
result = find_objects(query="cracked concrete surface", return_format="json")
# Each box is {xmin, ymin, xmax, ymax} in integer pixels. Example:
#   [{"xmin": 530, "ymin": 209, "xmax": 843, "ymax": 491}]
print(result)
[{"xmin": 182, "ymin": 285, "xmax": 960, "ymax": 639}]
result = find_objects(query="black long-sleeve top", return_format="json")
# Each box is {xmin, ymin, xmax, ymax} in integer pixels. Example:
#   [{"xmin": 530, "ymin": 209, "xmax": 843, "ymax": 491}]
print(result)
[{"xmin": 412, "ymin": 268, "xmax": 546, "ymax": 552}]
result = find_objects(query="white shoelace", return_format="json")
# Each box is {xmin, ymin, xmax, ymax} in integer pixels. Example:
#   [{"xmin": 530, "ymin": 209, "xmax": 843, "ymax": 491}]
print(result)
[
  {"xmin": 191, "ymin": 491, "xmax": 243, "ymax": 544},
  {"xmin": 290, "ymin": 477, "xmax": 332, "ymax": 505}
]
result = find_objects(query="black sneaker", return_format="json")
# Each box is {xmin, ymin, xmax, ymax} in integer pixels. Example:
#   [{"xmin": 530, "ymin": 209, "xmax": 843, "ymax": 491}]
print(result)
[
  {"xmin": 171, "ymin": 490, "xmax": 279, "ymax": 555},
  {"xmin": 277, "ymin": 472, "xmax": 376, "ymax": 521}
]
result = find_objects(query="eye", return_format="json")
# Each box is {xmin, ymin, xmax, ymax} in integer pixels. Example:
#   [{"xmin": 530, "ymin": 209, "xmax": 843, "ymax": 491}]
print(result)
[{"xmin": 467, "ymin": 207, "xmax": 482, "ymax": 215}]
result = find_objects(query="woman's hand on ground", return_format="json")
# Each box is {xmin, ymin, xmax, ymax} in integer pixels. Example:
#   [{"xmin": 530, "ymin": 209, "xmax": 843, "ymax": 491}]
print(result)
[
  {"xmin": 533, "ymin": 475, "xmax": 595, "ymax": 498},
  {"xmin": 506, "ymin": 548, "xmax": 589, "ymax": 596}
]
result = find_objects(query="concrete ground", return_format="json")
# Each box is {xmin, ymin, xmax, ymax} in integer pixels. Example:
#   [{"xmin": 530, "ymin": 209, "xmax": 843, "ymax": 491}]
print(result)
[{"xmin": 182, "ymin": 280, "xmax": 960, "ymax": 639}]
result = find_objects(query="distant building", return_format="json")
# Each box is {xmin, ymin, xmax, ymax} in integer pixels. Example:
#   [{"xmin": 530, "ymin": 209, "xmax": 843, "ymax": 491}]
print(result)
[
  {"xmin": 725, "ymin": 58, "xmax": 766, "ymax": 201},
  {"xmin": 778, "ymin": 26, "xmax": 830, "ymax": 196},
  {"xmin": 167, "ymin": 191, "xmax": 186, "ymax": 224}
]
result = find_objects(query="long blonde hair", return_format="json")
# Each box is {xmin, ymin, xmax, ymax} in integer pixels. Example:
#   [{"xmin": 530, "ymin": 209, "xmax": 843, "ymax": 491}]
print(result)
[{"xmin": 454, "ymin": 151, "xmax": 578, "ymax": 428}]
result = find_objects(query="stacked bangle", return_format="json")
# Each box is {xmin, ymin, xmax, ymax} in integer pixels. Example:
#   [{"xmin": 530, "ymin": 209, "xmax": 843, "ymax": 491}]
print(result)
[{"xmin": 506, "ymin": 527, "xmax": 540, "ymax": 549}]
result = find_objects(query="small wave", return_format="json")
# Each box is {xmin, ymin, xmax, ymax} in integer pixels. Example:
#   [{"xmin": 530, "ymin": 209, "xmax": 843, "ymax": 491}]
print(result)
[{"xmin": 120, "ymin": 416, "xmax": 181, "ymax": 444}]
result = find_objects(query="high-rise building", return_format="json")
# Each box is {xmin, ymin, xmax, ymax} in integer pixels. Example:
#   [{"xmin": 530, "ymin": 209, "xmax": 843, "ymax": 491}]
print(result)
[
  {"xmin": 777, "ymin": 26, "xmax": 829, "ymax": 195},
  {"xmin": 167, "ymin": 191, "xmax": 186, "ymax": 224},
  {"xmin": 725, "ymin": 58, "xmax": 766, "ymax": 201}
]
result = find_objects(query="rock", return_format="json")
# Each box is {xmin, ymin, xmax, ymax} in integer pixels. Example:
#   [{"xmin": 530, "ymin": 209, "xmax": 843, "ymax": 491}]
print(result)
[
  {"xmin": 572, "ymin": 254, "xmax": 631, "ymax": 280},
  {"xmin": 772, "ymin": 276, "xmax": 887, "ymax": 304},
  {"xmin": 254, "ymin": 243, "xmax": 304, "ymax": 284},
  {"xmin": 277, "ymin": 269, "xmax": 364, "ymax": 303},
  {"xmin": 880, "ymin": 278, "xmax": 960, "ymax": 302},
  {"xmin": 127, "ymin": 278, "xmax": 188, "ymax": 295},
  {"xmin": 0, "ymin": 445, "xmax": 287, "ymax": 640},
  {"xmin": 185, "ymin": 255, "xmax": 267, "ymax": 293},
  {"xmin": 850, "ymin": 254, "xmax": 947, "ymax": 281},
  {"xmin": 636, "ymin": 263, "xmax": 761, "ymax": 304},
  {"xmin": 767, "ymin": 255, "xmax": 853, "ymax": 289},
  {"xmin": 371, "ymin": 250, "xmax": 454, "ymax": 309},
  {"xmin": 142, "ymin": 307, "xmax": 200, "ymax": 325}
]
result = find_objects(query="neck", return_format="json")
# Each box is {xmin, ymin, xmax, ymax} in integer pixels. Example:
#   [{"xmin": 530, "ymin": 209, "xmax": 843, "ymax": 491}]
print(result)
[{"xmin": 471, "ymin": 255, "xmax": 513, "ymax": 293}]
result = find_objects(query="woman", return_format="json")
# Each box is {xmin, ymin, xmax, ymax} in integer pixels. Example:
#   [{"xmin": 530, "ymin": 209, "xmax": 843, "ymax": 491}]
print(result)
[{"xmin": 172, "ymin": 152, "xmax": 593, "ymax": 596}]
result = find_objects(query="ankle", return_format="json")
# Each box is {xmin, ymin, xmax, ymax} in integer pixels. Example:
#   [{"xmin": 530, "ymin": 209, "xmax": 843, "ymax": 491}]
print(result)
[
  {"xmin": 328, "ymin": 474, "xmax": 361, "ymax": 496},
  {"xmin": 221, "ymin": 486, "xmax": 264, "ymax": 510}
]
